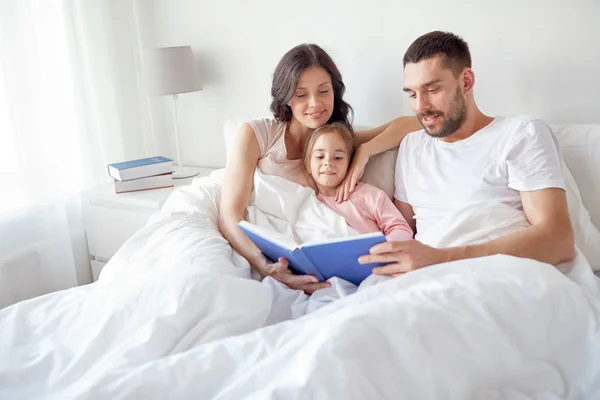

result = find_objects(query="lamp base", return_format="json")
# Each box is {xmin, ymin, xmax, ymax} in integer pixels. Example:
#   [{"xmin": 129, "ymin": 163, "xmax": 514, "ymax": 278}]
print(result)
[{"xmin": 172, "ymin": 165, "xmax": 200, "ymax": 179}]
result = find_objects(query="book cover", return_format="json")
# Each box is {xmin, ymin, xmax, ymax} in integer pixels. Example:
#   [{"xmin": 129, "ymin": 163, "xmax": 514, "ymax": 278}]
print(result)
[
  {"xmin": 108, "ymin": 156, "xmax": 173, "ymax": 181},
  {"xmin": 114, "ymin": 173, "xmax": 174, "ymax": 194},
  {"xmin": 238, "ymin": 221, "xmax": 387, "ymax": 286}
]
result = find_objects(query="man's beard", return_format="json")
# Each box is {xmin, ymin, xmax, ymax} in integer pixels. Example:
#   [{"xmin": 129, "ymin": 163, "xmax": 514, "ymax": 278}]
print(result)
[{"xmin": 418, "ymin": 87, "xmax": 467, "ymax": 138}]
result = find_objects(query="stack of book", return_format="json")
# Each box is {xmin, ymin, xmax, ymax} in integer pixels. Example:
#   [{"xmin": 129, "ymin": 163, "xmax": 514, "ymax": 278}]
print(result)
[{"xmin": 107, "ymin": 156, "xmax": 174, "ymax": 194}]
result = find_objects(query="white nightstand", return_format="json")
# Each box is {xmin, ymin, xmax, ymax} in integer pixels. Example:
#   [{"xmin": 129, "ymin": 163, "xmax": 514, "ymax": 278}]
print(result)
[{"xmin": 82, "ymin": 167, "xmax": 216, "ymax": 281}]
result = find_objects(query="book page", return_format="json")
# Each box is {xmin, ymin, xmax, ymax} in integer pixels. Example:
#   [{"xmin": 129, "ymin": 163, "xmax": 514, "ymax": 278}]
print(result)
[{"xmin": 238, "ymin": 221, "xmax": 298, "ymax": 250}]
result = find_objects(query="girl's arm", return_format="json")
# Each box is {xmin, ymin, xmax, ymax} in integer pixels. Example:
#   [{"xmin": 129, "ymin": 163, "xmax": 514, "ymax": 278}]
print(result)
[
  {"xmin": 371, "ymin": 187, "xmax": 414, "ymax": 241},
  {"xmin": 218, "ymin": 123, "xmax": 329, "ymax": 293},
  {"xmin": 337, "ymin": 116, "xmax": 421, "ymax": 202}
]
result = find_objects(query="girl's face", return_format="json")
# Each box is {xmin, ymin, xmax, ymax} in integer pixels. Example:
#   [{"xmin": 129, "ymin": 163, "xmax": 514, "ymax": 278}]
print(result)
[
  {"xmin": 288, "ymin": 66, "xmax": 334, "ymax": 129},
  {"xmin": 308, "ymin": 132, "xmax": 350, "ymax": 194}
]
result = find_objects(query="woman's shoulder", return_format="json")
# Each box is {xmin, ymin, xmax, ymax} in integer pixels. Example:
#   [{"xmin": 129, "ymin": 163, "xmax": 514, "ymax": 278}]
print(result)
[
  {"xmin": 245, "ymin": 118, "xmax": 286, "ymax": 155},
  {"xmin": 246, "ymin": 117, "xmax": 286, "ymax": 135}
]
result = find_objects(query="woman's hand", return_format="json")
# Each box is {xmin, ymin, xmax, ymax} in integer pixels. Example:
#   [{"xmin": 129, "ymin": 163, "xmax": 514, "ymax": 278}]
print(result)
[
  {"xmin": 336, "ymin": 144, "xmax": 370, "ymax": 202},
  {"xmin": 267, "ymin": 257, "xmax": 331, "ymax": 294}
]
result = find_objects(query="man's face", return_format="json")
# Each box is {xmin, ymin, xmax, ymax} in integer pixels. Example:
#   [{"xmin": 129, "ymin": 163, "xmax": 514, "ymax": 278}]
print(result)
[{"xmin": 403, "ymin": 56, "xmax": 467, "ymax": 138}]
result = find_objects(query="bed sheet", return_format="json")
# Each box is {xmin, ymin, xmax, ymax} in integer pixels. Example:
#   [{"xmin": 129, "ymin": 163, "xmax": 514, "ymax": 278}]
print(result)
[{"xmin": 1, "ymin": 171, "xmax": 599, "ymax": 399}]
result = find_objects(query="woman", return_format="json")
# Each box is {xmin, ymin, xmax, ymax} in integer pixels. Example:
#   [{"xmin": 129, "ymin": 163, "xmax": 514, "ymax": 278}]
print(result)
[{"xmin": 218, "ymin": 43, "xmax": 420, "ymax": 293}]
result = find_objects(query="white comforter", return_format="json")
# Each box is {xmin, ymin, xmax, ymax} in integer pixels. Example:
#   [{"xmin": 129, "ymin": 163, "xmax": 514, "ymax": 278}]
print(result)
[{"xmin": 1, "ymin": 171, "xmax": 600, "ymax": 399}]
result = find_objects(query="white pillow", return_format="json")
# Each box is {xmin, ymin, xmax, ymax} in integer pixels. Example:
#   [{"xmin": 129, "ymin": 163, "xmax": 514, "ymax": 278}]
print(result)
[
  {"xmin": 552, "ymin": 125, "xmax": 600, "ymax": 271},
  {"xmin": 360, "ymin": 149, "xmax": 397, "ymax": 199},
  {"xmin": 551, "ymin": 125, "xmax": 600, "ymax": 228},
  {"xmin": 562, "ymin": 163, "xmax": 600, "ymax": 270}
]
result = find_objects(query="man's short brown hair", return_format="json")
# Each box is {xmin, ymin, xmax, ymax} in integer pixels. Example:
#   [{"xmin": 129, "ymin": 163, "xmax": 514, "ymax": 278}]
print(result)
[{"xmin": 403, "ymin": 31, "xmax": 471, "ymax": 77}]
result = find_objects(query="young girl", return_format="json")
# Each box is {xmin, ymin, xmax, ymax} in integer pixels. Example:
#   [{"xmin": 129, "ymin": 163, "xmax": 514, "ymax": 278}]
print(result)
[{"xmin": 304, "ymin": 122, "xmax": 414, "ymax": 241}]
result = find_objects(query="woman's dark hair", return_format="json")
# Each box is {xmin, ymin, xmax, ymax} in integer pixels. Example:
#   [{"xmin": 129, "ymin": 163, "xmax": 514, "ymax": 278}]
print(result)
[{"xmin": 270, "ymin": 44, "xmax": 353, "ymax": 127}]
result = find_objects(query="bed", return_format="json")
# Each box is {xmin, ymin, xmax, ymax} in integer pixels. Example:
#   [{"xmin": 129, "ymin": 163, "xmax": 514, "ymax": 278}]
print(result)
[{"xmin": 1, "ymin": 123, "xmax": 600, "ymax": 399}]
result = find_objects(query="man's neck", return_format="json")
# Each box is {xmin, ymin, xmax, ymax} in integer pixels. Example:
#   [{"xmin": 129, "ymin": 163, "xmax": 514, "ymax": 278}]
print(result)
[{"xmin": 439, "ymin": 109, "xmax": 494, "ymax": 143}]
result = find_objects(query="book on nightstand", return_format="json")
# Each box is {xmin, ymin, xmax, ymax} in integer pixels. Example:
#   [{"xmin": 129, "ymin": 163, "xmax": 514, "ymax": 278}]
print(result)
[
  {"xmin": 238, "ymin": 220, "xmax": 388, "ymax": 286},
  {"xmin": 108, "ymin": 156, "xmax": 173, "ymax": 182},
  {"xmin": 113, "ymin": 173, "xmax": 173, "ymax": 193}
]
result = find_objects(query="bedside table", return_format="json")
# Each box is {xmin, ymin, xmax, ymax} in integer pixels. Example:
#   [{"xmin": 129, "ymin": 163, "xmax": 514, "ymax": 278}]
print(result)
[{"xmin": 82, "ymin": 167, "xmax": 216, "ymax": 281}]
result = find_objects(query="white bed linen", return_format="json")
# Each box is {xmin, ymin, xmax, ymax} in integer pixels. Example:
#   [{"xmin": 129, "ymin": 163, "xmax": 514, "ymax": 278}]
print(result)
[
  {"xmin": 0, "ymin": 171, "xmax": 355, "ymax": 398},
  {"xmin": 81, "ymin": 256, "xmax": 600, "ymax": 400},
  {"xmin": 1, "ymin": 171, "xmax": 599, "ymax": 399}
]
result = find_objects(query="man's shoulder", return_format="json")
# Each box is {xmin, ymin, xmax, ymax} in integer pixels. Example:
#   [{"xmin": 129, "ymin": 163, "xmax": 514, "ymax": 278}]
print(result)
[
  {"xmin": 491, "ymin": 115, "xmax": 561, "ymax": 169},
  {"xmin": 400, "ymin": 128, "xmax": 429, "ymax": 149},
  {"xmin": 493, "ymin": 115, "xmax": 550, "ymax": 137},
  {"xmin": 405, "ymin": 128, "xmax": 427, "ymax": 141},
  {"xmin": 396, "ymin": 129, "xmax": 429, "ymax": 170}
]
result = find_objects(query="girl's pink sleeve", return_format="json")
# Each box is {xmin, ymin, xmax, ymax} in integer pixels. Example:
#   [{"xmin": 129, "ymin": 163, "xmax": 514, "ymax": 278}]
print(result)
[{"xmin": 373, "ymin": 188, "xmax": 414, "ymax": 241}]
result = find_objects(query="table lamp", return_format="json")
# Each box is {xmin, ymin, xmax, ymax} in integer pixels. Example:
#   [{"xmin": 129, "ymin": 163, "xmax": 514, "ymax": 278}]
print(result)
[{"xmin": 144, "ymin": 46, "xmax": 202, "ymax": 179}]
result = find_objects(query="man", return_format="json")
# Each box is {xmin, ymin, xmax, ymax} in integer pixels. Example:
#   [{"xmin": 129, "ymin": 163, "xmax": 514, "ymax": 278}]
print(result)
[{"xmin": 359, "ymin": 31, "xmax": 574, "ymax": 274}]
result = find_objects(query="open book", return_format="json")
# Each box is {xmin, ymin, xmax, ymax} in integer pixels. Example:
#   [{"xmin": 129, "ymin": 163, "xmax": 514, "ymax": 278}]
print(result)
[{"xmin": 238, "ymin": 221, "xmax": 387, "ymax": 286}]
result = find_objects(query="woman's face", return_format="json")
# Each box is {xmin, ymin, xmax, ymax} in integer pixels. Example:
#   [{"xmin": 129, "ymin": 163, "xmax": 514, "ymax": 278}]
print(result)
[{"xmin": 288, "ymin": 66, "xmax": 334, "ymax": 129}]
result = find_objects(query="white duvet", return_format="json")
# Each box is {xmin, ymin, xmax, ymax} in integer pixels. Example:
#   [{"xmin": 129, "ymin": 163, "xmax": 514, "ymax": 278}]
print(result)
[{"xmin": 1, "ymin": 171, "xmax": 600, "ymax": 399}]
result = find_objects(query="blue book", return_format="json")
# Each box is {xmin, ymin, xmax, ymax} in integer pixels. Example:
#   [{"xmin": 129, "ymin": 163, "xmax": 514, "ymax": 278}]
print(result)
[
  {"xmin": 107, "ymin": 156, "xmax": 173, "ymax": 181},
  {"xmin": 238, "ymin": 221, "xmax": 388, "ymax": 286}
]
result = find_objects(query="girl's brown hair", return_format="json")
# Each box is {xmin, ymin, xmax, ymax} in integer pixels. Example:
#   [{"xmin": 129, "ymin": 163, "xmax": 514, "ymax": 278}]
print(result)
[
  {"xmin": 303, "ymin": 122, "xmax": 356, "ymax": 170},
  {"xmin": 270, "ymin": 44, "xmax": 353, "ymax": 127}
]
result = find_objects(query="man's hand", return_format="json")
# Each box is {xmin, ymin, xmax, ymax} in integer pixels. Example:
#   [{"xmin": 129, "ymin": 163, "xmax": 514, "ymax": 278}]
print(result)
[
  {"xmin": 358, "ymin": 240, "xmax": 447, "ymax": 276},
  {"xmin": 335, "ymin": 145, "xmax": 370, "ymax": 202},
  {"xmin": 267, "ymin": 257, "xmax": 331, "ymax": 294}
]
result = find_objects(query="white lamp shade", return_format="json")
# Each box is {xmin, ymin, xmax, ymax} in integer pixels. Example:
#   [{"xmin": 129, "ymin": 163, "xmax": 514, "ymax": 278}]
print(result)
[{"xmin": 144, "ymin": 46, "xmax": 202, "ymax": 96}]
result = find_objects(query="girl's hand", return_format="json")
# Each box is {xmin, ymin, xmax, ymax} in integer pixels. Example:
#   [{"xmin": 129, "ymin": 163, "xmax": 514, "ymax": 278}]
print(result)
[
  {"xmin": 267, "ymin": 257, "xmax": 330, "ymax": 294},
  {"xmin": 336, "ymin": 145, "xmax": 370, "ymax": 202}
]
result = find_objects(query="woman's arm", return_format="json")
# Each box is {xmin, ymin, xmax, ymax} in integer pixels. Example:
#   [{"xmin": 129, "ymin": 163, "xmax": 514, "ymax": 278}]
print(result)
[
  {"xmin": 218, "ymin": 123, "xmax": 330, "ymax": 293},
  {"xmin": 354, "ymin": 116, "xmax": 421, "ymax": 158},
  {"xmin": 337, "ymin": 116, "xmax": 421, "ymax": 201},
  {"xmin": 354, "ymin": 123, "xmax": 390, "ymax": 146},
  {"xmin": 218, "ymin": 124, "xmax": 267, "ymax": 273}
]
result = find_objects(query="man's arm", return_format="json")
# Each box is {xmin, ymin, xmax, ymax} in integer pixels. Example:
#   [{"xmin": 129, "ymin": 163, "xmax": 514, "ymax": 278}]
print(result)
[
  {"xmin": 444, "ymin": 188, "xmax": 574, "ymax": 265},
  {"xmin": 360, "ymin": 188, "xmax": 575, "ymax": 273}
]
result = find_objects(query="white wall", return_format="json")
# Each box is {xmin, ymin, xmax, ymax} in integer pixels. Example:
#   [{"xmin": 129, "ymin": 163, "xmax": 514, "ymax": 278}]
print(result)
[{"xmin": 144, "ymin": 0, "xmax": 600, "ymax": 168}]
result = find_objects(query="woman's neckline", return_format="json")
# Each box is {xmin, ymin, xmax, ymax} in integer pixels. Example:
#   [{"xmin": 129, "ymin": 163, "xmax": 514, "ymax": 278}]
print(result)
[{"xmin": 283, "ymin": 120, "xmax": 312, "ymax": 161}]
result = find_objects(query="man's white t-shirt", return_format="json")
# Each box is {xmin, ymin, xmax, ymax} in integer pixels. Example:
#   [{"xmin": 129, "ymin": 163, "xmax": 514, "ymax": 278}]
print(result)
[{"xmin": 394, "ymin": 115, "xmax": 565, "ymax": 237}]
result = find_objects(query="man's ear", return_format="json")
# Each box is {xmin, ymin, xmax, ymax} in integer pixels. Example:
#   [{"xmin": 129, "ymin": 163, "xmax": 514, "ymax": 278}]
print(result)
[{"xmin": 462, "ymin": 68, "xmax": 475, "ymax": 93}]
